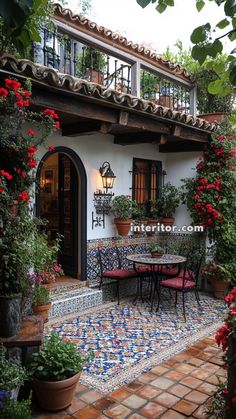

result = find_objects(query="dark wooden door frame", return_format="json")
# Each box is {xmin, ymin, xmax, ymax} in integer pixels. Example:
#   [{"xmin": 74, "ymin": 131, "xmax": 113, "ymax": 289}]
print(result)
[{"xmin": 36, "ymin": 146, "xmax": 87, "ymax": 281}]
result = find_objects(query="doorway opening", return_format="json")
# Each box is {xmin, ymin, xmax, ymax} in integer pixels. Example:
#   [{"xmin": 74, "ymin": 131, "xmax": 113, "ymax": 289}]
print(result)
[{"xmin": 37, "ymin": 148, "xmax": 87, "ymax": 280}]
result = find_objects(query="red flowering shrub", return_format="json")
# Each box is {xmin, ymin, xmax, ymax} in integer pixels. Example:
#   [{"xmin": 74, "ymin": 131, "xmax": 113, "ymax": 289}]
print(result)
[
  {"xmin": 182, "ymin": 134, "xmax": 236, "ymax": 239},
  {"xmin": 0, "ymin": 78, "xmax": 60, "ymax": 295}
]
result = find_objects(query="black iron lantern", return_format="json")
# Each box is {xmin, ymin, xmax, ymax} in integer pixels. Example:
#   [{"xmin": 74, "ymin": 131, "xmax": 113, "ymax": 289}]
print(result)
[{"xmin": 99, "ymin": 161, "xmax": 116, "ymax": 192}]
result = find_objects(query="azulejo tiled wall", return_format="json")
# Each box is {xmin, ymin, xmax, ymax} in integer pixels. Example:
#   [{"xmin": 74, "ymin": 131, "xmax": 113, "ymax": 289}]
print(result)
[{"xmin": 87, "ymin": 233, "xmax": 205, "ymax": 284}]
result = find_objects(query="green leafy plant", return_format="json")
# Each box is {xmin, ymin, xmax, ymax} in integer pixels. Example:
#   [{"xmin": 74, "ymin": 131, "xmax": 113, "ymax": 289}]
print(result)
[
  {"xmin": 29, "ymin": 332, "xmax": 90, "ymax": 381},
  {"xmin": 76, "ymin": 46, "xmax": 107, "ymax": 75},
  {"xmin": 149, "ymin": 199, "xmax": 160, "ymax": 219},
  {"xmin": 136, "ymin": 0, "xmax": 236, "ymax": 92},
  {"xmin": 0, "ymin": 395, "xmax": 32, "ymax": 419},
  {"xmin": 157, "ymin": 182, "xmax": 180, "ymax": 218},
  {"xmin": 110, "ymin": 195, "xmax": 136, "ymax": 220},
  {"xmin": 31, "ymin": 285, "xmax": 50, "ymax": 307},
  {"xmin": 0, "ymin": 346, "xmax": 26, "ymax": 391},
  {"xmin": 148, "ymin": 243, "xmax": 164, "ymax": 254}
]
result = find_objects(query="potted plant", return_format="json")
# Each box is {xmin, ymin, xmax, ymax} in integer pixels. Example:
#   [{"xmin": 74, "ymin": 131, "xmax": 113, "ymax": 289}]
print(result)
[
  {"xmin": 0, "ymin": 345, "xmax": 26, "ymax": 401},
  {"xmin": 0, "ymin": 396, "xmax": 32, "ymax": 418},
  {"xmin": 148, "ymin": 243, "xmax": 164, "ymax": 258},
  {"xmin": 29, "ymin": 332, "xmax": 89, "ymax": 411},
  {"xmin": 76, "ymin": 46, "xmax": 107, "ymax": 84},
  {"xmin": 132, "ymin": 203, "xmax": 147, "ymax": 234},
  {"xmin": 201, "ymin": 260, "xmax": 231, "ymax": 299},
  {"xmin": 31, "ymin": 285, "xmax": 51, "ymax": 323},
  {"xmin": 110, "ymin": 195, "xmax": 136, "ymax": 236},
  {"xmin": 158, "ymin": 183, "xmax": 180, "ymax": 226}
]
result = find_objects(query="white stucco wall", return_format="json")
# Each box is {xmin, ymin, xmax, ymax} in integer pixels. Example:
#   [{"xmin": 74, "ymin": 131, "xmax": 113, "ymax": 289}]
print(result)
[
  {"xmin": 38, "ymin": 130, "xmax": 201, "ymax": 239},
  {"xmin": 166, "ymin": 152, "xmax": 200, "ymax": 228}
]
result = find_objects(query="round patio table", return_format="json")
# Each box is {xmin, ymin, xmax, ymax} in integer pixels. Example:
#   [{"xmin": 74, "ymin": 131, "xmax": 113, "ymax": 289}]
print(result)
[{"xmin": 126, "ymin": 253, "xmax": 186, "ymax": 311}]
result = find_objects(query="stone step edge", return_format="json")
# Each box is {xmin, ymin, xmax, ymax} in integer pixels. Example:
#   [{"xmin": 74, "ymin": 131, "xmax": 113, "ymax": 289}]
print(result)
[{"xmin": 51, "ymin": 288, "xmax": 102, "ymax": 304}]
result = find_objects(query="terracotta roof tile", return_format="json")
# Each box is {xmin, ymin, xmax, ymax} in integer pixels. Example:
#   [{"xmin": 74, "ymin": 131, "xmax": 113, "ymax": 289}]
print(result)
[
  {"xmin": 0, "ymin": 54, "xmax": 216, "ymax": 132},
  {"xmin": 53, "ymin": 4, "xmax": 194, "ymax": 83}
]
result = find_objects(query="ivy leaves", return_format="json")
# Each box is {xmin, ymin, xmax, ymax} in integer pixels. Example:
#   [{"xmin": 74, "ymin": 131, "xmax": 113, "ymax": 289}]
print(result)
[{"xmin": 136, "ymin": 0, "xmax": 236, "ymax": 92}]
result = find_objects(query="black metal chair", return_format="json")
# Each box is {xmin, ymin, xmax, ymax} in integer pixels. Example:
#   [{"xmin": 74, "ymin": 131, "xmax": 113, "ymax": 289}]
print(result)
[
  {"xmin": 158, "ymin": 249, "xmax": 204, "ymax": 321},
  {"xmin": 97, "ymin": 246, "xmax": 138, "ymax": 304}
]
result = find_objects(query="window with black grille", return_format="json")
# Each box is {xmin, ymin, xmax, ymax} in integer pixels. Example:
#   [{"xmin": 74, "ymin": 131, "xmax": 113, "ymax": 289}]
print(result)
[{"xmin": 132, "ymin": 158, "xmax": 162, "ymax": 216}]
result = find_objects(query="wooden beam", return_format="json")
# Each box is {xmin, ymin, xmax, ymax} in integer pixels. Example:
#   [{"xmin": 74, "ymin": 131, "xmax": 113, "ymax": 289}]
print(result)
[
  {"xmin": 128, "ymin": 114, "xmax": 170, "ymax": 134},
  {"xmin": 159, "ymin": 141, "xmax": 207, "ymax": 153},
  {"xmin": 31, "ymin": 87, "xmax": 119, "ymax": 124},
  {"xmin": 172, "ymin": 125, "xmax": 210, "ymax": 142},
  {"xmin": 62, "ymin": 121, "xmax": 101, "ymax": 136},
  {"xmin": 114, "ymin": 132, "xmax": 161, "ymax": 145},
  {"xmin": 119, "ymin": 111, "xmax": 129, "ymax": 126},
  {"xmin": 99, "ymin": 122, "xmax": 113, "ymax": 134}
]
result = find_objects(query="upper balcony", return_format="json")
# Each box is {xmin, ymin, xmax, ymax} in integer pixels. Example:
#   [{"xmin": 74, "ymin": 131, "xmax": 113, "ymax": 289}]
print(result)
[{"xmin": 31, "ymin": 4, "xmax": 196, "ymax": 117}]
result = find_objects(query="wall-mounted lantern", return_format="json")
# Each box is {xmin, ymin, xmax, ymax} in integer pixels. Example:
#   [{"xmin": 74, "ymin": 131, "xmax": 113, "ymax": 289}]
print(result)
[{"xmin": 92, "ymin": 162, "xmax": 116, "ymax": 229}]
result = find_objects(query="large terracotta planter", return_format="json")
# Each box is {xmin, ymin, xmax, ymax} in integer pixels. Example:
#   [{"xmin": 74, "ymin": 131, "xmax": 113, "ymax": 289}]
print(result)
[
  {"xmin": 210, "ymin": 278, "xmax": 229, "ymax": 299},
  {"xmin": 197, "ymin": 113, "xmax": 226, "ymax": 124},
  {"xmin": 33, "ymin": 372, "xmax": 81, "ymax": 411},
  {"xmin": 159, "ymin": 217, "xmax": 175, "ymax": 227},
  {"xmin": 33, "ymin": 303, "xmax": 51, "ymax": 323},
  {"xmin": 0, "ymin": 294, "xmax": 22, "ymax": 337},
  {"xmin": 114, "ymin": 219, "xmax": 132, "ymax": 236}
]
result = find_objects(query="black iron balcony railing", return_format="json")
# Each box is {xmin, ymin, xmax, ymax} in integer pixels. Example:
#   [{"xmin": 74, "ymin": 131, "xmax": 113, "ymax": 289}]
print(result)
[{"xmin": 32, "ymin": 27, "xmax": 195, "ymax": 115}]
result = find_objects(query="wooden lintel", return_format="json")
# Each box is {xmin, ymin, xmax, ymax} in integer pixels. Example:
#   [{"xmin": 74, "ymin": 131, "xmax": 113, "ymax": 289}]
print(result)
[
  {"xmin": 172, "ymin": 125, "xmax": 210, "ymax": 142},
  {"xmin": 114, "ymin": 132, "xmax": 161, "ymax": 145},
  {"xmin": 127, "ymin": 114, "xmax": 170, "ymax": 134},
  {"xmin": 31, "ymin": 87, "xmax": 118, "ymax": 124},
  {"xmin": 62, "ymin": 121, "xmax": 101, "ymax": 136},
  {"xmin": 119, "ymin": 111, "xmax": 129, "ymax": 126},
  {"xmin": 159, "ymin": 141, "xmax": 207, "ymax": 153}
]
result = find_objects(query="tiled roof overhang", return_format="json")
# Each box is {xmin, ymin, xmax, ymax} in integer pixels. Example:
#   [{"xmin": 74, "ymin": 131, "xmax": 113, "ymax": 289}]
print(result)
[
  {"xmin": 53, "ymin": 4, "xmax": 194, "ymax": 84},
  {"xmin": 0, "ymin": 54, "xmax": 216, "ymax": 133}
]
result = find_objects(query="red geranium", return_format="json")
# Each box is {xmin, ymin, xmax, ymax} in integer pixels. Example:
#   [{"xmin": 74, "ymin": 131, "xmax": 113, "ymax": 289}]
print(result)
[
  {"xmin": 0, "ymin": 88, "xmax": 8, "ymax": 98},
  {"xmin": 5, "ymin": 79, "xmax": 21, "ymax": 91},
  {"xmin": 43, "ymin": 109, "xmax": 59, "ymax": 120},
  {"xmin": 18, "ymin": 191, "xmax": 30, "ymax": 204},
  {"xmin": 27, "ymin": 129, "xmax": 35, "ymax": 136}
]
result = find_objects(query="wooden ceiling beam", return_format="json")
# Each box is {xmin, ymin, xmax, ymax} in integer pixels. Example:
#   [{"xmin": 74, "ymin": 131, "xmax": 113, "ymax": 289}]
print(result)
[
  {"xmin": 172, "ymin": 125, "xmax": 210, "ymax": 142},
  {"xmin": 159, "ymin": 141, "xmax": 207, "ymax": 153},
  {"xmin": 62, "ymin": 120, "xmax": 102, "ymax": 136}
]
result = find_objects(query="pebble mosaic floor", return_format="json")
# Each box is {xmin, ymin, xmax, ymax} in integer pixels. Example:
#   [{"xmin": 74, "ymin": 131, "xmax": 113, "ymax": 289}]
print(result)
[{"xmin": 45, "ymin": 293, "xmax": 225, "ymax": 394}]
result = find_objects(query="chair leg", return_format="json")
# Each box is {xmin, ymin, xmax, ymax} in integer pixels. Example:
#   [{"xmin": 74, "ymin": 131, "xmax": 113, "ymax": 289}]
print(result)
[
  {"xmin": 182, "ymin": 292, "xmax": 186, "ymax": 322},
  {"xmin": 195, "ymin": 289, "xmax": 201, "ymax": 305},
  {"xmin": 175, "ymin": 291, "xmax": 178, "ymax": 306},
  {"xmin": 117, "ymin": 280, "xmax": 120, "ymax": 305},
  {"xmin": 99, "ymin": 277, "xmax": 103, "ymax": 290},
  {"xmin": 140, "ymin": 277, "xmax": 144, "ymax": 303}
]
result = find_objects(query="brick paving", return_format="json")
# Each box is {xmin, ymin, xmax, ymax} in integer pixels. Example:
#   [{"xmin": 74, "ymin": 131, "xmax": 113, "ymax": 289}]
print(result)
[{"xmin": 33, "ymin": 335, "xmax": 226, "ymax": 418}]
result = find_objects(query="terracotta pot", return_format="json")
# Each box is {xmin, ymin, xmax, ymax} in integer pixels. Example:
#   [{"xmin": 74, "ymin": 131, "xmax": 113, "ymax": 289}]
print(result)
[
  {"xmin": 9, "ymin": 200, "xmax": 18, "ymax": 217},
  {"xmin": 210, "ymin": 278, "xmax": 229, "ymax": 299},
  {"xmin": 85, "ymin": 69, "xmax": 104, "ymax": 85},
  {"xmin": 33, "ymin": 303, "xmax": 51, "ymax": 323},
  {"xmin": 150, "ymin": 252, "xmax": 164, "ymax": 258},
  {"xmin": 197, "ymin": 113, "xmax": 226, "ymax": 124},
  {"xmin": 114, "ymin": 219, "xmax": 132, "ymax": 236},
  {"xmin": 132, "ymin": 220, "xmax": 147, "ymax": 234},
  {"xmin": 158, "ymin": 95, "xmax": 176, "ymax": 109},
  {"xmin": 33, "ymin": 372, "xmax": 81, "ymax": 411},
  {"xmin": 159, "ymin": 217, "xmax": 175, "ymax": 227}
]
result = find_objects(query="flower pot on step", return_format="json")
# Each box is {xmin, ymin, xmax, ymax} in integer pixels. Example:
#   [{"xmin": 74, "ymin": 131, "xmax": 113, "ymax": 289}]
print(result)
[
  {"xmin": 33, "ymin": 303, "xmax": 51, "ymax": 323},
  {"xmin": 33, "ymin": 372, "xmax": 81, "ymax": 411},
  {"xmin": 114, "ymin": 219, "xmax": 132, "ymax": 236}
]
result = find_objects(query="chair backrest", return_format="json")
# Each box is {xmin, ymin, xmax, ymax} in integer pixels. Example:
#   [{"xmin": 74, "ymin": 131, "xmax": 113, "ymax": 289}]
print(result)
[
  {"xmin": 182, "ymin": 249, "xmax": 204, "ymax": 287},
  {"xmin": 97, "ymin": 246, "xmax": 121, "ymax": 274}
]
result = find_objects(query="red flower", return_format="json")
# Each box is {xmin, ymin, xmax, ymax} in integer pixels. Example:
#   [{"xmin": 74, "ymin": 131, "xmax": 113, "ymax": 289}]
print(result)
[
  {"xmin": 48, "ymin": 145, "xmax": 55, "ymax": 151},
  {"xmin": 222, "ymin": 389, "xmax": 229, "ymax": 395},
  {"xmin": 29, "ymin": 158, "xmax": 37, "ymax": 168},
  {"xmin": 0, "ymin": 88, "xmax": 8, "ymax": 98},
  {"xmin": 0, "ymin": 186, "xmax": 4, "ymax": 193},
  {"xmin": 27, "ymin": 129, "xmax": 36, "ymax": 136},
  {"xmin": 43, "ymin": 109, "xmax": 59, "ymax": 120},
  {"xmin": 55, "ymin": 121, "xmax": 60, "ymax": 129},
  {"xmin": 0, "ymin": 170, "xmax": 12, "ymax": 180},
  {"xmin": 18, "ymin": 191, "xmax": 30, "ymax": 205},
  {"xmin": 21, "ymin": 90, "xmax": 31, "ymax": 97},
  {"xmin": 21, "ymin": 171, "xmax": 27, "ymax": 178},
  {"xmin": 5, "ymin": 79, "xmax": 21, "ymax": 91},
  {"xmin": 28, "ymin": 146, "xmax": 37, "ymax": 155}
]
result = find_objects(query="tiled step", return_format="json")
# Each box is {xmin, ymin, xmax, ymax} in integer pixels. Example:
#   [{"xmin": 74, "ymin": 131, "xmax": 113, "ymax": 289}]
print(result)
[{"xmin": 49, "ymin": 286, "xmax": 103, "ymax": 319}]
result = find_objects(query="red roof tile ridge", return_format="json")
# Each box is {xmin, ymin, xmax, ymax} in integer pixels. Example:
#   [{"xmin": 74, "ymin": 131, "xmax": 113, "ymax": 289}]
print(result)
[
  {"xmin": 53, "ymin": 3, "xmax": 194, "ymax": 83},
  {"xmin": 0, "ymin": 53, "xmax": 215, "ymax": 132}
]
